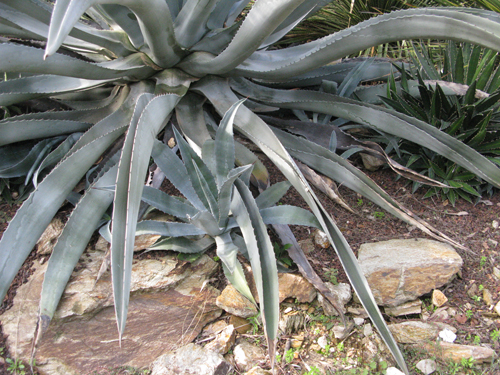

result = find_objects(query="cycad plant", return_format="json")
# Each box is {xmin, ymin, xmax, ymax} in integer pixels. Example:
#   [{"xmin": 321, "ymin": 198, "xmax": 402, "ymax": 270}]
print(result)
[{"xmin": 2, "ymin": 1, "xmax": 500, "ymax": 373}]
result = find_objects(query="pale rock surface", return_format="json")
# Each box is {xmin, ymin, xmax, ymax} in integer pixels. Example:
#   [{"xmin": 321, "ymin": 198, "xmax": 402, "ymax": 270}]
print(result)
[
  {"xmin": 229, "ymin": 315, "xmax": 252, "ymax": 334},
  {"xmin": 358, "ymin": 239, "xmax": 463, "ymax": 306},
  {"xmin": 483, "ymin": 288, "xmax": 494, "ymax": 306},
  {"xmin": 205, "ymin": 324, "xmax": 236, "ymax": 354},
  {"xmin": 420, "ymin": 342, "xmax": 495, "ymax": 363},
  {"xmin": 233, "ymin": 340, "xmax": 266, "ymax": 372},
  {"xmin": 385, "ymin": 299, "xmax": 422, "ymax": 317},
  {"xmin": 150, "ymin": 343, "xmax": 232, "ymax": 375},
  {"xmin": 333, "ymin": 321, "xmax": 354, "ymax": 339},
  {"xmin": 298, "ymin": 238, "xmax": 316, "ymax": 254},
  {"xmin": 317, "ymin": 335, "xmax": 328, "ymax": 349},
  {"xmin": 216, "ymin": 284, "xmax": 257, "ymax": 318},
  {"xmin": 360, "ymin": 153, "xmax": 385, "ymax": 171},
  {"xmin": 431, "ymin": 289, "xmax": 448, "ymax": 307},
  {"xmin": 37, "ymin": 218, "xmax": 64, "ymax": 255},
  {"xmin": 495, "ymin": 300, "xmax": 500, "ymax": 316},
  {"xmin": 313, "ymin": 229, "xmax": 330, "ymax": 248},
  {"xmin": 388, "ymin": 321, "xmax": 456, "ymax": 344},
  {"xmin": 353, "ymin": 317, "xmax": 365, "ymax": 326},
  {"xmin": 438, "ymin": 329, "xmax": 456, "ymax": 343},
  {"xmin": 1, "ymin": 253, "xmax": 221, "ymax": 374},
  {"xmin": 361, "ymin": 337, "xmax": 378, "ymax": 362},
  {"xmin": 317, "ymin": 282, "xmax": 351, "ymax": 316},
  {"xmin": 416, "ymin": 359, "xmax": 437, "ymax": 375}
]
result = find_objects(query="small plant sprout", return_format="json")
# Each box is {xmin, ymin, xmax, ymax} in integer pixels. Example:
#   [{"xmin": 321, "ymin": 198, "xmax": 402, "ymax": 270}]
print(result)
[
  {"xmin": 284, "ymin": 348, "xmax": 295, "ymax": 364},
  {"xmin": 490, "ymin": 329, "xmax": 500, "ymax": 342},
  {"xmin": 373, "ymin": 211, "xmax": 386, "ymax": 219},
  {"xmin": 480, "ymin": 256, "xmax": 488, "ymax": 268},
  {"xmin": 466, "ymin": 309, "xmax": 473, "ymax": 319},
  {"xmin": 325, "ymin": 268, "xmax": 339, "ymax": 285},
  {"xmin": 473, "ymin": 335, "xmax": 481, "ymax": 345}
]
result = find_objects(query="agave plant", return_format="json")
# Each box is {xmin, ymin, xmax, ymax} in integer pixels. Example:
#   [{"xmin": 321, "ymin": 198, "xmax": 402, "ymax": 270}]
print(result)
[{"xmin": 2, "ymin": 1, "xmax": 500, "ymax": 373}]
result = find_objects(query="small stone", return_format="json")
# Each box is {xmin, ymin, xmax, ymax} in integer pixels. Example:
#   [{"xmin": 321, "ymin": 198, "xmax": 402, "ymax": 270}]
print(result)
[
  {"xmin": 389, "ymin": 321, "xmax": 456, "ymax": 344},
  {"xmin": 347, "ymin": 306, "xmax": 369, "ymax": 318},
  {"xmin": 307, "ymin": 307, "xmax": 315, "ymax": 315},
  {"xmin": 363, "ymin": 324, "xmax": 373, "ymax": 337},
  {"xmin": 386, "ymin": 367, "xmax": 405, "ymax": 375},
  {"xmin": 493, "ymin": 267, "xmax": 500, "ymax": 281},
  {"xmin": 284, "ymin": 307, "xmax": 293, "ymax": 314},
  {"xmin": 361, "ymin": 337, "xmax": 378, "ymax": 362},
  {"xmin": 353, "ymin": 317, "xmax": 365, "ymax": 326},
  {"xmin": 438, "ymin": 329, "xmax": 456, "ymax": 343},
  {"xmin": 37, "ymin": 218, "xmax": 65, "ymax": 255},
  {"xmin": 494, "ymin": 301, "xmax": 500, "ymax": 316},
  {"xmin": 416, "ymin": 359, "xmax": 437, "ymax": 375},
  {"xmin": 167, "ymin": 137, "xmax": 176, "ymax": 148},
  {"xmin": 420, "ymin": 342, "xmax": 495, "ymax": 364},
  {"xmin": 203, "ymin": 320, "xmax": 228, "ymax": 337},
  {"xmin": 317, "ymin": 336, "xmax": 328, "ymax": 349},
  {"xmin": 216, "ymin": 285, "xmax": 257, "ymax": 318},
  {"xmin": 150, "ymin": 343, "xmax": 232, "ymax": 375},
  {"xmin": 360, "ymin": 152, "xmax": 385, "ymax": 171},
  {"xmin": 229, "ymin": 316, "xmax": 252, "ymax": 334},
  {"xmin": 467, "ymin": 283, "xmax": 478, "ymax": 299},
  {"xmin": 432, "ymin": 289, "xmax": 448, "ymax": 307},
  {"xmin": 290, "ymin": 338, "xmax": 303, "ymax": 349},
  {"xmin": 309, "ymin": 344, "xmax": 321, "ymax": 351},
  {"xmin": 317, "ymin": 282, "xmax": 351, "ymax": 316},
  {"xmin": 333, "ymin": 321, "xmax": 354, "ymax": 340},
  {"xmin": 447, "ymin": 307, "xmax": 457, "ymax": 317},
  {"xmin": 385, "ymin": 300, "xmax": 422, "ymax": 317},
  {"xmin": 492, "ymin": 220, "xmax": 499, "ymax": 229},
  {"xmin": 205, "ymin": 325, "xmax": 236, "ymax": 355},
  {"xmin": 314, "ymin": 229, "xmax": 330, "ymax": 248},
  {"xmin": 483, "ymin": 289, "xmax": 494, "ymax": 306},
  {"xmin": 233, "ymin": 341, "xmax": 266, "ymax": 373},
  {"xmin": 429, "ymin": 307, "xmax": 449, "ymax": 322}
]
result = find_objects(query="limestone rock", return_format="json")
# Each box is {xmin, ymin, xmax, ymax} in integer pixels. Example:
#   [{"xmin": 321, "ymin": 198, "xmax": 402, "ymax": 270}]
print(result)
[
  {"xmin": 358, "ymin": 239, "xmax": 463, "ymax": 306},
  {"xmin": 1, "ymin": 253, "xmax": 222, "ymax": 374},
  {"xmin": 388, "ymin": 321, "xmax": 456, "ymax": 344},
  {"xmin": 361, "ymin": 337, "xmax": 378, "ymax": 362},
  {"xmin": 233, "ymin": 340, "xmax": 266, "ymax": 372},
  {"xmin": 216, "ymin": 285, "xmax": 257, "ymax": 318},
  {"xmin": 360, "ymin": 153, "xmax": 385, "ymax": 171},
  {"xmin": 385, "ymin": 300, "xmax": 422, "ymax": 317},
  {"xmin": 416, "ymin": 359, "xmax": 437, "ymax": 375},
  {"xmin": 150, "ymin": 343, "xmax": 232, "ymax": 375},
  {"xmin": 317, "ymin": 282, "xmax": 351, "ymax": 316},
  {"xmin": 314, "ymin": 229, "xmax": 330, "ymax": 248},
  {"xmin": 37, "ymin": 218, "xmax": 64, "ymax": 255},
  {"xmin": 420, "ymin": 342, "xmax": 495, "ymax": 364},
  {"xmin": 495, "ymin": 300, "xmax": 500, "ymax": 316},
  {"xmin": 483, "ymin": 289, "xmax": 494, "ymax": 306},
  {"xmin": 202, "ymin": 320, "xmax": 228, "ymax": 338},
  {"xmin": 432, "ymin": 289, "xmax": 448, "ymax": 307},
  {"xmin": 386, "ymin": 367, "xmax": 405, "ymax": 375},
  {"xmin": 353, "ymin": 317, "xmax": 365, "ymax": 326},
  {"xmin": 279, "ymin": 309, "xmax": 305, "ymax": 334},
  {"xmin": 205, "ymin": 325, "xmax": 236, "ymax": 355},
  {"xmin": 229, "ymin": 315, "xmax": 252, "ymax": 334},
  {"xmin": 278, "ymin": 273, "xmax": 317, "ymax": 303},
  {"xmin": 298, "ymin": 238, "xmax": 315, "ymax": 254},
  {"xmin": 333, "ymin": 321, "xmax": 354, "ymax": 340}
]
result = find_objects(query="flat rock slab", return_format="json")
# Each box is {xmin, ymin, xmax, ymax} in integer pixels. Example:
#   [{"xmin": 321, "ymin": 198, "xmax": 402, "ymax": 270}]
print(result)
[
  {"xmin": 358, "ymin": 238, "xmax": 463, "ymax": 306},
  {"xmin": 1, "ymin": 253, "xmax": 221, "ymax": 375}
]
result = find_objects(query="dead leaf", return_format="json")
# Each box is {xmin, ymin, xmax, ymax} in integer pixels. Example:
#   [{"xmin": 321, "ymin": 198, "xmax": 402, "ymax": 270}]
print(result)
[{"xmin": 455, "ymin": 313, "xmax": 468, "ymax": 324}]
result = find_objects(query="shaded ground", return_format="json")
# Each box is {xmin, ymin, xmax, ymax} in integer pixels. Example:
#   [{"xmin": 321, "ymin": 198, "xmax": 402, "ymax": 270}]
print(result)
[{"xmin": 0, "ymin": 154, "xmax": 499, "ymax": 374}]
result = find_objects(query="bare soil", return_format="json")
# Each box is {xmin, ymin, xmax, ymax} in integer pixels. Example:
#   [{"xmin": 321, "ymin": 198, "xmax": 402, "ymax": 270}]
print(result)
[{"xmin": 0, "ymin": 156, "xmax": 499, "ymax": 375}]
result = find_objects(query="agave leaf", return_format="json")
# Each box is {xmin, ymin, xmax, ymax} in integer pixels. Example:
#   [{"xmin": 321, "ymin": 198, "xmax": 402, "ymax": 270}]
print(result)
[
  {"xmin": 174, "ymin": 127, "xmax": 219, "ymax": 216},
  {"xmin": 146, "ymin": 236, "xmax": 214, "ymax": 253},
  {"xmin": 215, "ymin": 231, "xmax": 239, "ymax": 273},
  {"xmin": 135, "ymin": 220, "xmax": 206, "ymax": 237},
  {"xmin": 231, "ymin": 179, "xmax": 279, "ymax": 364},
  {"xmin": 0, "ymin": 75, "xmax": 113, "ymax": 107},
  {"xmin": 0, "ymin": 118, "xmax": 127, "ymax": 303},
  {"xmin": 207, "ymin": 0, "xmax": 244, "ymax": 29},
  {"xmin": 0, "ymin": 137, "xmax": 63, "ymax": 178},
  {"xmin": 230, "ymin": 78, "xmax": 500, "ymax": 190},
  {"xmin": 255, "ymin": 181, "xmax": 291, "ymax": 209},
  {"xmin": 151, "ymin": 140, "xmax": 206, "ymax": 211},
  {"xmin": 232, "ymin": 8, "xmax": 500, "ymax": 80},
  {"xmin": 174, "ymin": 0, "xmax": 219, "ymax": 48},
  {"xmin": 221, "ymin": 259, "xmax": 256, "ymax": 304},
  {"xmin": 188, "ymin": 210, "xmax": 221, "ymax": 236},
  {"xmin": 0, "ymin": 44, "xmax": 154, "ymax": 80},
  {"xmin": 97, "ymin": 4, "xmax": 145, "ymax": 49},
  {"xmin": 45, "ymin": 0, "xmax": 183, "ymax": 67},
  {"xmin": 234, "ymin": 141, "xmax": 270, "ymax": 192},
  {"xmin": 36, "ymin": 161, "xmax": 118, "ymax": 338},
  {"xmin": 260, "ymin": 205, "xmax": 321, "ymax": 228},
  {"xmin": 191, "ymin": 22, "xmax": 241, "ymax": 55},
  {"xmin": 218, "ymin": 165, "xmax": 254, "ymax": 226},
  {"xmin": 111, "ymin": 93, "xmax": 180, "ymax": 341},
  {"xmin": 175, "ymin": 93, "xmax": 212, "ymax": 148},
  {"xmin": 214, "ymin": 99, "xmax": 246, "ymax": 188},
  {"xmin": 194, "ymin": 76, "xmax": 408, "ymax": 373},
  {"xmin": 141, "ymin": 186, "xmax": 198, "ymax": 220},
  {"xmin": 178, "ymin": 0, "xmax": 306, "ymax": 76}
]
